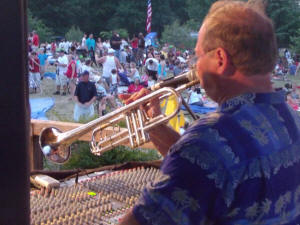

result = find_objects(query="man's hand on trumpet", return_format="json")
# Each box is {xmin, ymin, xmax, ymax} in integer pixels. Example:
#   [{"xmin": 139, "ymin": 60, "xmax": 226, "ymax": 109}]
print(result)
[
  {"xmin": 119, "ymin": 88, "xmax": 161, "ymax": 118},
  {"xmin": 118, "ymin": 88, "xmax": 180, "ymax": 157}
]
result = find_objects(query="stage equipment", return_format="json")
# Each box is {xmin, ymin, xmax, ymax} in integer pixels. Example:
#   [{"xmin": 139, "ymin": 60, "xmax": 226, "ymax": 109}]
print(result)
[{"xmin": 30, "ymin": 166, "xmax": 161, "ymax": 225}]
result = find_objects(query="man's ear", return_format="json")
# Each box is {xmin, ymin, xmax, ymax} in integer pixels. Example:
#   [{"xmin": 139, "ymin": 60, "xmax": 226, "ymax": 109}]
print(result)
[{"xmin": 215, "ymin": 48, "xmax": 235, "ymax": 76}]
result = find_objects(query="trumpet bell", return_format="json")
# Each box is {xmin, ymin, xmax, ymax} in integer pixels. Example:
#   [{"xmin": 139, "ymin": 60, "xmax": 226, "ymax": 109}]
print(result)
[{"xmin": 39, "ymin": 127, "xmax": 71, "ymax": 164}]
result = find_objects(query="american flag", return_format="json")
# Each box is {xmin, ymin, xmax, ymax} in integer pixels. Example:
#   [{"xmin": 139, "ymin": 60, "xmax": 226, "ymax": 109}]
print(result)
[{"xmin": 146, "ymin": 0, "xmax": 152, "ymax": 33}]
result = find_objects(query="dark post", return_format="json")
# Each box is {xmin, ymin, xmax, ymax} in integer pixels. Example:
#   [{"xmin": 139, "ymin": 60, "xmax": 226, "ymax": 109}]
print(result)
[{"xmin": 0, "ymin": 0, "xmax": 30, "ymax": 224}]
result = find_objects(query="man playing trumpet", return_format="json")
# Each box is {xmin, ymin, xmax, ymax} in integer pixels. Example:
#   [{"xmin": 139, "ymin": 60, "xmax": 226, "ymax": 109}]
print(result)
[{"xmin": 120, "ymin": 0, "xmax": 300, "ymax": 224}]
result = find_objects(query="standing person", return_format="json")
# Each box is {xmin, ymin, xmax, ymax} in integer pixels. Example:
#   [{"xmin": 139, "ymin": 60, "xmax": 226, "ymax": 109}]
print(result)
[
  {"xmin": 86, "ymin": 34, "xmax": 97, "ymax": 67},
  {"xmin": 51, "ymin": 41, "xmax": 56, "ymax": 56},
  {"xmin": 81, "ymin": 33, "xmax": 87, "ymax": 50},
  {"xmin": 65, "ymin": 55, "xmax": 77, "ymax": 99},
  {"xmin": 119, "ymin": 0, "xmax": 300, "ymax": 224},
  {"xmin": 32, "ymin": 30, "xmax": 39, "ymax": 51},
  {"xmin": 96, "ymin": 48, "xmax": 122, "ymax": 87},
  {"xmin": 103, "ymin": 39, "xmax": 111, "ymax": 52},
  {"xmin": 130, "ymin": 34, "xmax": 138, "ymax": 63},
  {"xmin": 53, "ymin": 49, "xmax": 68, "ymax": 96},
  {"xmin": 29, "ymin": 51, "xmax": 41, "ymax": 93},
  {"xmin": 157, "ymin": 54, "xmax": 167, "ymax": 80},
  {"xmin": 110, "ymin": 69, "xmax": 120, "ymax": 96},
  {"xmin": 136, "ymin": 32, "xmax": 145, "ymax": 67},
  {"xmin": 96, "ymin": 37, "xmax": 104, "ymax": 57},
  {"xmin": 145, "ymin": 57, "xmax": 159, "ymax": 81},
  {"xmin": 110, "ymin": 31, "xmax": 122, "ymax": 60},
  {"xmin": 73, "ymin": 70, "xmax": 97, "ymax": 121},
  {"xmin": 38, "ymin": 48, "xmax": 48, "ymax": 80}
]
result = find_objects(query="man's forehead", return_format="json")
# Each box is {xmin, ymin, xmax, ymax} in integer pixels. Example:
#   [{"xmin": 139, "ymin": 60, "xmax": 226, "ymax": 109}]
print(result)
[{"xmin": 195, "ymin": 24, "xmax": 206, "ymax": 54}]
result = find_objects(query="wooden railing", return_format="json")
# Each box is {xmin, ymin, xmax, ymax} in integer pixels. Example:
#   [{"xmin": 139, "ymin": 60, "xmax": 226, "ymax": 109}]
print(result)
[{"xmin": 30, "ymin": 119, "xmax": 155, "ymax": 170}]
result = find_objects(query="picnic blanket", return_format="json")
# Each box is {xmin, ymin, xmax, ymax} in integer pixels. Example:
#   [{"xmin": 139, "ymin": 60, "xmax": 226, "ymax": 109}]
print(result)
[{"xmin": 30, "ymin": 97, "xmax": 55, "ymax": 120}]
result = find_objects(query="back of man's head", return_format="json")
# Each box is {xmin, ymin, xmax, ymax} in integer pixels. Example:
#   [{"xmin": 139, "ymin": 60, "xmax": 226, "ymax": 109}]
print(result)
[
  {"xmin": 202, "ymin": 0, "xmax": 277, "ymax": 76},
  {"xmin": 149, "ymin": 59, "xmax": 153, "ymax": 64}
]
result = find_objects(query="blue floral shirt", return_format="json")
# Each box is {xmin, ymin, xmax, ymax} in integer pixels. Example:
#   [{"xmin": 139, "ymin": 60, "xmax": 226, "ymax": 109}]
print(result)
[{"xmin": 133, "ymin": 92, "xmax": 300, "ymax": 225}]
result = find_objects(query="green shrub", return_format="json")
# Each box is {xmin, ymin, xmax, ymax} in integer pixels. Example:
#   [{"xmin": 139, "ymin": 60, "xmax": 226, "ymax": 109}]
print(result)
[
  {"xmin": 290, "ymin": 28, "xmax": 300, "ymax": 54},
  {"xmin": 61, "ymin": 141, "xmax": 161, "ymax": 170},
  {"xmin": 65, "ymin": 26, "xmax": 84, "ymax": 42},
  {"xmin": 161, "ymin": 20, "xmax": 197, "ymax": 50},
  {"xmin": 28, "ymin": 10, "xmax": 53, "ymax": 43}
]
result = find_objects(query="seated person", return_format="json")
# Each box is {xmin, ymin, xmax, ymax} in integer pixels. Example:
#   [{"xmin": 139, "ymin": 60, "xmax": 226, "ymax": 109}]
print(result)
[
  {"xmin": 187, "ymin": 86, "xmax": 204, "ymax": 106},
  {"xmin": 73, "ymin": 70, "xmax": 97, "ymax": 121},
  {"xmin": 140, "ymin": 70, "xmax": 149, "ymax": 87},
  {"xmin": 173, "ymin": 59, "xmax": 183, "ymax": 76},
  {"xmin": 128, "ymin": 77, "xmax": 144, "ymax": 93},
  {"xmin": 95, "ymin": 77, "xmax": 117, "ymax": 116},
  {"xmin": 287, "ymin": 92, "xmax": 299, "ymax": 111},
  {"xmin": 127, "ymin": 62, "xmax": 140, "ymax": 82},
  {"xmin": 147, "ymin": 74, "xmax": 155, "ymax": 87}
]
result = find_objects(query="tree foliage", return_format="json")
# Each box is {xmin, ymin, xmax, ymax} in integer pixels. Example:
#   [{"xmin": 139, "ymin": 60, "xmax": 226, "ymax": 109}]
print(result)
[
  {"xmin": 65, "ymin": 25, "xmax": 84, "ymax": 42},
  {"xmin": 161, "ymin": 21, "xmax": 196, "ymax": 50},
  {"xmin": 61, "ymin": 142, "xmax": 160, "ymax": 170},
  {"xmin": 266, "ymin": 0, "xmax": 300, "ymax": 48},
  {"xmin": 28, "ymin": 0, "xmax": 300, "ymax": 47},
  {"xmin": 27, "ymin": 9, "xmax": 53, "ymax": 43},
  {"xmin": 290, "ymin": 28, "xmax": 300, "ymax": 54}
]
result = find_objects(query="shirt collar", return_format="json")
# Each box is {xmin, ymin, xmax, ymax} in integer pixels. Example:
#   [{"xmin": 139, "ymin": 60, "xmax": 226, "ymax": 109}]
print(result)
[{"xmin": 219, "ymin": 91, "xmax": 286, "ymax": 112}]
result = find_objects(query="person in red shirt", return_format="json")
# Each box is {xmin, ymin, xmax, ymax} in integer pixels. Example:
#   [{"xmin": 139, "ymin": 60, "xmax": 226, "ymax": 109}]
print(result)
[
  {"xmin": 29, "ymin": 51, "xmax": 41, "ymax": 93},
  {"xmin": 65, "ymin": 55, "xmax": 77, "ymax": 99},
  {"xmin": 128, "ymin": 77, "xmax": 144, "ymax": 93},
  {"xmin": 32, "ymin": 31, "xmax": 39, "ymax": 50},
  {"xmin": 129, "ymin": 34, "xmax": 138, "ymax": 64}
]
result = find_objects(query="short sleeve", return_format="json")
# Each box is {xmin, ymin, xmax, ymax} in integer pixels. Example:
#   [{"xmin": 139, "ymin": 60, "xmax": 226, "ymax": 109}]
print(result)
[{"xmin": 133, "ymin": 141, "xmax": 228, "ymax": 225}]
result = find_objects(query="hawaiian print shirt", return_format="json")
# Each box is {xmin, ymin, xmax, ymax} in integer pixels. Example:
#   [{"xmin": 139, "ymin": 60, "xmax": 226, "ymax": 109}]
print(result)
[{"xmin": 133, "ymin": 91, "xmax": 300, "ymax": 225}]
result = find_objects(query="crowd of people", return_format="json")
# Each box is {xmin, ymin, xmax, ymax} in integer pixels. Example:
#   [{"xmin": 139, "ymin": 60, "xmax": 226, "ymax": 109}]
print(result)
[
  {"xmin": 27, "ymin": 30, "xmax": 194, "ymax": 122},
  {"xmin": 273, "ymin": 49, "xmax": 300, "ymax": 79}
]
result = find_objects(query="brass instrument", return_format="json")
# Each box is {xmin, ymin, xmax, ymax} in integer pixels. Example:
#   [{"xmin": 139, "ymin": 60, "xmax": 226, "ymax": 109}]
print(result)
[{"xmin": 39, "ymin": 70, "xmax": 199, "ymax": 164}]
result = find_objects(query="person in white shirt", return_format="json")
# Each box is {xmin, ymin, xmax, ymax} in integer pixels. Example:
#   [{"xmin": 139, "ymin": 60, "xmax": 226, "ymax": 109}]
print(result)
[
  {"xmin": 54, "ymin": 49, "xmax": 69, "ymax": 95},
  {"xmin": 147, "ymin": 74, "xmax": 156, "ymax": 87},
  {"xmin": 145, "ymin": 58, "xmax": 159, "ymax": 81},
  {"xmin": 96, "ymin": 48, "xmax": 122, "ymax": 86},
  {"xmin": 121, "ymin": 38, "xmax": 129, "ymax": 50},
  {"xmin": 127, "ymin": 62, "xmax": 140, "ymax": 82},
  {"xmin": 120, "ymin": 49, "xmax": 128, "ymax": 65},
  {"xmin": 102, "ymin": 40, "xmax": 111, "ymax": 52},
  {"xmin": 110, "ymin": 69, "xmax": 120, "ymax": 96},
  {"xmin": 81, "ymin": 59, "xmax": 100, "ymax": 81},
  {"xmin": 81, "ymin": 34, "xmax": 87, "ymax": 50}
]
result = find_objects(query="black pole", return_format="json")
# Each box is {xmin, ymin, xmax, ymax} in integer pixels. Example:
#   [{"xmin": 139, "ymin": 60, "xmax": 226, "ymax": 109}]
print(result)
[{"xmin": 0, "ymin": 0, "xmax": 30, "ymax": 224}]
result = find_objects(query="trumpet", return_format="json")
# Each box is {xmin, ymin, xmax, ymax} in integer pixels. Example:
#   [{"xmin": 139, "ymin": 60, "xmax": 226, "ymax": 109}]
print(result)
[{"xmin": 39, "ymin": 70, "xmax": 199, "ymax": 164}]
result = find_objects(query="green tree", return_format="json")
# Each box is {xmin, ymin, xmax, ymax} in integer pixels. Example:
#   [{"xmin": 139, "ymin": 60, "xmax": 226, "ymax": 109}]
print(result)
[
  {"xmin": 161, "ymin": 20, "xmax": 196, "ymax": 50},
  {"xmin": 27, "ymin": 9, "xmax": 53, "ymax": 43},
  {"xmin": 65, "ymin": 25, "xmax": 84, "ymax": 42},
  {"xmin": 185, "ymin": 0, "xmax": 217, "ymax": 31},
  {"xmin": 266, "ymin": 0, "xmax": 300, "ymax": 47},
  {"xmin": 290, "ymin": 28, "xmax": 300, "ymax": 54}
]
